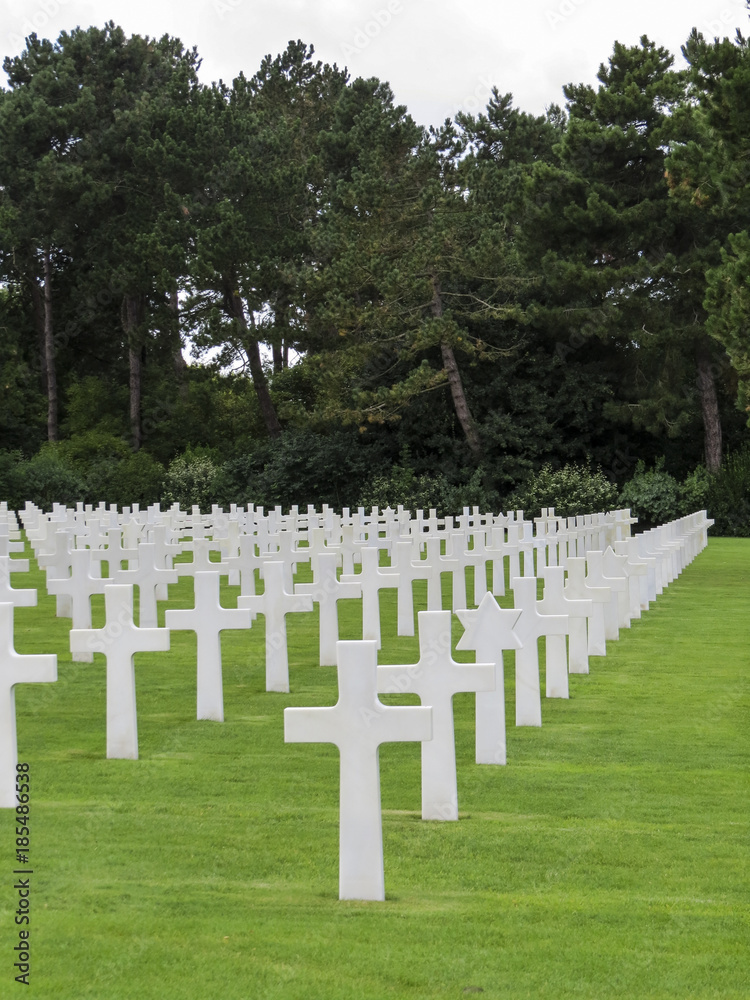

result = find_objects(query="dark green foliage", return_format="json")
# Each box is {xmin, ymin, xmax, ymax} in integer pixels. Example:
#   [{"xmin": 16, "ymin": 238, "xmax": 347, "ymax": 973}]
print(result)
[
  {"xmin": 84, "ymin": 450, "xmax": 165, "ymax": 509},
  {"xmin": 216, "ymin": 429, "xmax": 391, "ymax": 512},
  {"xmin": 706, "ymin": 445, "xmax": 750, "ymax": 536},
  {"xmin": 516, "ymin": 36, "xmax": 736, "ymax": 474},
  {"xmin": 1, "ymin": 23, "xmax": 749, "ymax": 504},
  {"xmin": 63, "ymin": 377, "xmax": 129, "ymax": 439},
  {"xmin": 358, "ymin": 462, "xmax": 500, "ymax": 517},
  {"xmin": 0, "ymin": 450, "xmax": 23, "ymax": 504},
  {"xmin": 0, "ymin": 434, "xmax": 165, "ymax": 509},
  {"xmin": 54, "ymin": 431, "xmax": 164, "ymax": 508},
  {"xmin": 504, "ymin": 463, "xmax": 619, "ymax": 520},
  {"xmin": 617, "ymin": 460, "xmax": 683, "ymax": 530},
  {"xmin": 9, "ymin": 449, "xmax": 85, "ymax": 508},
  {"xmin": 705, "ymin": 230, "xmax": 750, "ymax": 416},
  {"xmin": 668, "ymin": 31, "xmax": 750, "ymax": 416},
  {"xmin": 680, "ymin": 464, "xmax": 711, "ymax": 514},
  {"xmin": 357, "ymin": 464, "xmax": 447, "ymax": 513},
  {"xmin": 0, "ymin": 291, "xmax": 46, "ymax": 450}
]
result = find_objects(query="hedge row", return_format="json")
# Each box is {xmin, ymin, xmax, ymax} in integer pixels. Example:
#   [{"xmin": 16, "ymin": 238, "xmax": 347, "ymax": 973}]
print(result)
[{"xmin": 1, "ymin": 432, "xmax": 748, "ymax": 535}]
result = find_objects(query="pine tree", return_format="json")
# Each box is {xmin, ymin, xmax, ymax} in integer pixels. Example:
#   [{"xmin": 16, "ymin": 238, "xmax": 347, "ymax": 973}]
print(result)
[
  {"xmin": 520, "ymin": 36, "xmax": 731, "ymax": 471},
  {"xmin": 667, "ymin": 26, "xmax": 750, "ymax": 422}
]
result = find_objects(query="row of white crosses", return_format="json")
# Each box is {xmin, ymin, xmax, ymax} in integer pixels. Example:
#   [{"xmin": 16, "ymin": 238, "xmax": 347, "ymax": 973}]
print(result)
[
  {"xmin": 3, "ymin": 500, "xmax": 713, "ymax": 900},
  {"xmin": 12, "ymin": 498, "xmax": 712, "ymax": 718},
  {"xmin": 14, "ymin": 499, "xmax": 713, "ymax": 702},
  {"xmin": 0, "ymin": 508, "xmax": 57, "ymax": 807},
  {"xmin": 284, "ymin": 507, "xmax": 716, "ymax": 900}
]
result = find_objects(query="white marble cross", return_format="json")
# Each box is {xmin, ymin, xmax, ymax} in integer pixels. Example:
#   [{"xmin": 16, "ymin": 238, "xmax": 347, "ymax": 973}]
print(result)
[
  {"xmin": 97, "ymin": 529, "xmax": 138, "ymax": 586},
  {"xmin": 389, "ymin": 540, "xmax": 431, "ymax": 637},
  {"xmin": 47, "ymin": 548, "xmax": 110, "ymax": 662},
  {"xmin": 538, "ymin": 566, "xmax": 592, "ymax": 698},
  {"xmin": 260, "ymin": 528, "xmax": 303, "ymax": 591},
  {"xmin": 437, "ymin": 533, "xmax": 468, "ymax": 611},
  {"xmin": 295, "ymin": 551, "xmax": 361, "ymax": 666},
  {"xmin": 484, "ymin": 524, "xmax": 508, "ymax": 597},
  {"xmin": 617, "ymin": 538, "xmax": 654, "ymax": 611},
  {"xmin": 239, "ymin": 561, "xmax": 313, "ymax": 693},
  {"xmin": 113, "ymin": 541, "xmax": 178, "ymax": 628},
  {"xmin": 335, "ymin": 524, "xmax": 362, "ymax": 576},
  {"xmin": 635, "ymin": 531, "xmax": 665, "ymax": 599},
  {"xmin": 298, "ymin": 525, "xmax": 330, "ymax": 579},
  {"xmin": 518, "ymin": 523, "xmax": 538, "ymax": 578},
  {"xmin": 586, "ymin": 550, "xmax": 627, "ymax": 641},
  {"xmin": 378, "ymin": 611, "xmax": 495, "ymax": 820},
  {"xmin": 421, "ymin": 537, "xmax": 448, "ymax": 612},
  {"xmin": 340, "ymin": 547, "xmax": 399, "ymax": 647},
  {"xmin": 70, "ymin": 584, "xmax": 170, "ymax": 759},
  {"xmin": 175, "ymin": 538, "xmax": 226, "ymax": 578},
  {"xmin": 284, "ymin": 639, "xmax": 432, "ymax": 900},
  {"xmin": 0, "ymin": 528, "xmax": 26, "ymax": 565},
  {"xmin": 511, "ymin": 577, "xmax": 567, "ymax": 727},
  {"xmin": 0, "ymin": 556, "xmax": 36, "ymax": 608},
  {"xmin": 147, "ymin": 523, "xmax": 184, "ymax": 600},
  {"xmin": 37, "ymin": 528, "xmax": 74, "ymax": 617},
  {"xmin": 614, "ymin": 539, "xmax": 650, "ymax": 618},
  {"xmin": 0, "ymin": 603, "xmax": 57, "ymax": 807},
  {"xmin": 563, "ymin": 557, "xmax": 610, "ymax": 670},
  {"xmin": 225, "ymin": 533, "xmax": 263, "ymax": 598},
  {"xmin": 505, "ymin": 524, "xmax": 523, "ymax": 583},
  {"xmin": 462, "ymin": 530, "xmax": 491, "ymax": 605},
  {"xmin": 456, "ymin": 593, "xmax": 521, "ymax": 765},
  {"xmin": 603, "ymin": 546, "xmax": 632, "ymax": 630},
  {"xmin": 165, "ymin": 571, "xmax": 253, "ymax": 721}
]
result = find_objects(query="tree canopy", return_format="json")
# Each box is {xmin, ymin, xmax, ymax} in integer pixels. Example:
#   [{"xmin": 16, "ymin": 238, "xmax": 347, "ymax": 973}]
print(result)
[{"xmin": 1, "ymin": 21, "xmax": 748, "ymax": 500}]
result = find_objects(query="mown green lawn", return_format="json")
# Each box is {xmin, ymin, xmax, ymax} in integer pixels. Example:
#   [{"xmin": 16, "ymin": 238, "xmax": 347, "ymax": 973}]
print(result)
[{"xmin": 1, "ymin": 535, "xmax": 748, "ymax": 999}]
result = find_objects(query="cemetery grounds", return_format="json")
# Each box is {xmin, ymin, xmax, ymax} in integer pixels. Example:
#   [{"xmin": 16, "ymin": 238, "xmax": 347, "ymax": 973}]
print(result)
[{"xmin": 0, "ymin": 535, "xmax": 748, "ymax": 999}]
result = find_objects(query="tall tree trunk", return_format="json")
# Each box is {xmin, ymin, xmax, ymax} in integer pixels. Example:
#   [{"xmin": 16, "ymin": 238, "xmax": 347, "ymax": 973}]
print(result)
[
  {"xmin": 272, "ymin": 297, "xmax": 289, "ymax": 374},
  {"xmin": 224, "ymin": 287, "xmax": 282, "ymax": 438},
  {"xmin": 122, "ymin": 293, "xmax": 145, "ymax": 451},
  {"xmin": 43, "ymin": 250, "xmax": 58, "ymax": 442},
  {"xmin": 169, "ymin": 289, "xmax": 188, "ymax": 383},
  {"xmin": 431, "ymin": 277, "xmax": 482, "ymax": 458},
  {"xmin": 695, "ymin": 338, "xmax": 723, "ymax": 473},
  {"xmin": 29, "ymin": 277, "xmax": 48, "ymax": 395}
]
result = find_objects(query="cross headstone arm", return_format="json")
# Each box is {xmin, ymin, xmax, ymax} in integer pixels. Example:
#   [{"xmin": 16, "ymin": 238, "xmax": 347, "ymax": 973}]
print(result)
[
  {"xmin": 284, "ymin": 706, "xmax": 341, "ymax": 745},
  {"xmin": 164, "ymin": 607, "xmax": 196, "ymax": 631},
  {"xmin": 7, "ymin": 650, "xmax": 57, "ymax": 685},
  {"xmin": 371, "ymin": 704, "xmax": 432, "ymax": 745}
]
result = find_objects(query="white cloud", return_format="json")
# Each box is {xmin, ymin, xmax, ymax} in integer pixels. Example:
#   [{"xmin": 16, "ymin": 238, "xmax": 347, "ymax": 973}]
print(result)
[{"xmin": 1, "ymin": 0, "xmax": 747, "ymax": 122}]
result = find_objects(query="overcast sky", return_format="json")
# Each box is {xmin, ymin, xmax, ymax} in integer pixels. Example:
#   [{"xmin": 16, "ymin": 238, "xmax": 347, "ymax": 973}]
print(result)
[{"xmin": 2, "ymin": 0, "xmax": 748, "ymax": 124}]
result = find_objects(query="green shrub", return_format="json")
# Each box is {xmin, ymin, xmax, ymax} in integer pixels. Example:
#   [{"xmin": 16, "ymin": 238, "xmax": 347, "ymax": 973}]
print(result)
[
  {"xmin": 54, "ymin": 430, "xmax": 132, "ymax": 469},
  {"xmin": 216, "ymin": 430, "xmax": 391, "ymax": 512},
  {"xmin": 435, "ymin": 469, "xmax": 501, "ymax": 516},
  {"xmin": 358, "ymin": 464, "xmax": 499, "ymax": 517},
  {"xmin": 0, "ymin": 450, "xmax": 23, "ymax": 507},
  {"xmin": 50, "ymin": 432, "xmax": 164, "ymax": 510},
  {"xmin": 85, "ymin": 450, "xmax": 165, "ymax": 509},
  {"xmin": 617, "ymin": 460, "xmax": 684, "ymax": 530},
  {"xmin": 706, "ymin": 445, "xmax": 750, "ymax": 536},
  {"xmin": 505, "ymin": 463, "xmax": 618, "ymax": 520},
  {"xmin": 679, "ymin": 465, "xmax": 710, "ymax": 514},
  {"xmin": 358, "ymin": 465, "xmax": 448, "ymax": 514},
  {"xmin": 162, "ymin": 451, "xmax": 220, "ymax": 512},
  {"xmin": 12, "ymin": 450, "xmax": 86, "ymax": 510}
]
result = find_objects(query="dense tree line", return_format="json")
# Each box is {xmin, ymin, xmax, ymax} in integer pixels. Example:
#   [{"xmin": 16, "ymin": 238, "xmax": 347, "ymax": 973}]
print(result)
[{"xmin": 1, "ymin": 19, "xmax": 749, "ymax": 510}]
